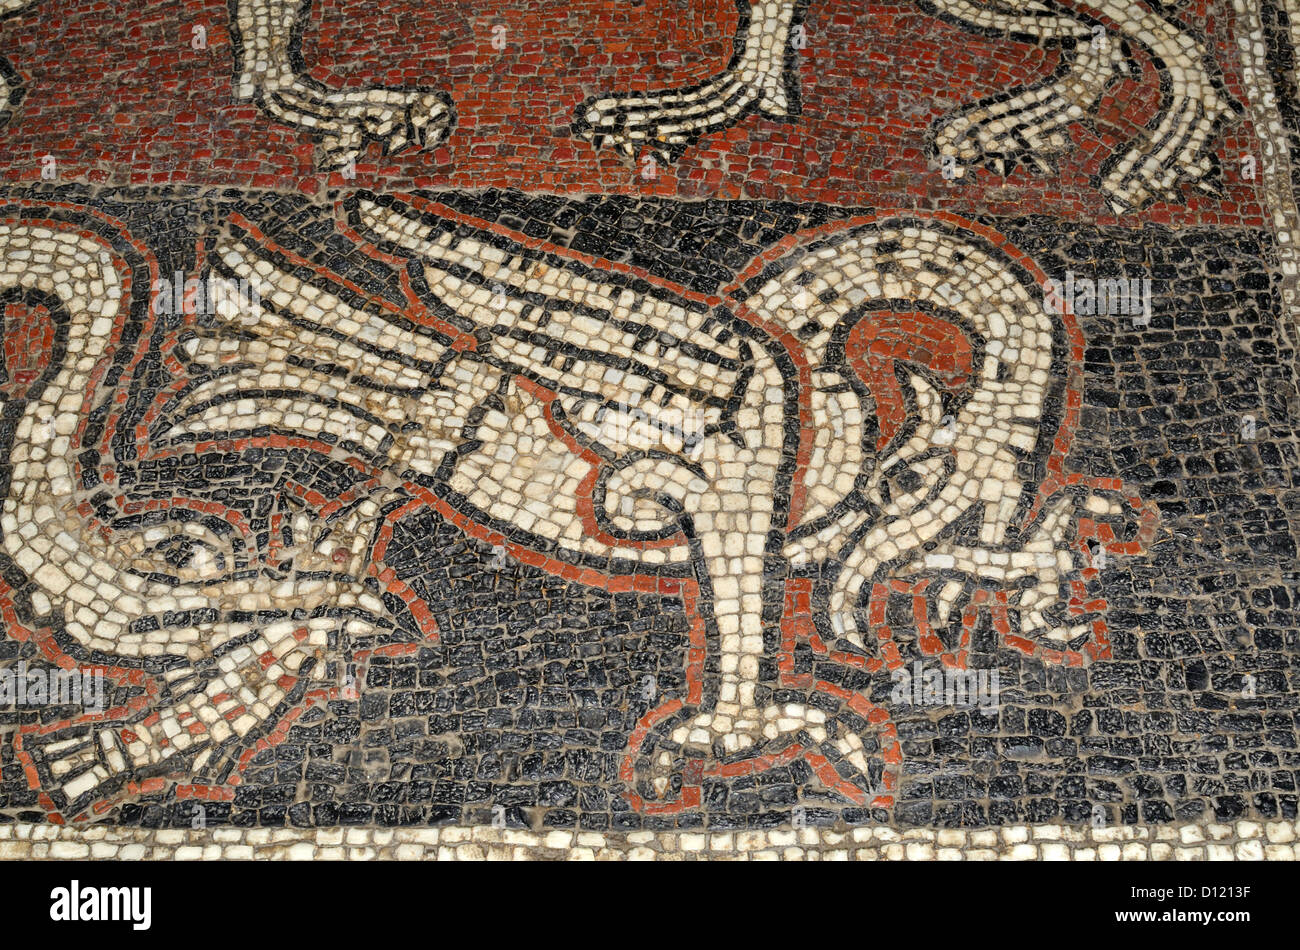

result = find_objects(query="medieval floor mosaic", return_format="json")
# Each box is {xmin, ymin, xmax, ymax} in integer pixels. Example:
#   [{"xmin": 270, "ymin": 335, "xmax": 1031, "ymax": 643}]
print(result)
[{"xmin": 0, "ymin": 0, "xmax": 1296, "ymax": 861}]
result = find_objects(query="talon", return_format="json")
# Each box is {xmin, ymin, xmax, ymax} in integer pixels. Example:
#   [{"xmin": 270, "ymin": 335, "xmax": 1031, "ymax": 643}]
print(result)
[
  {"xmin": 571, "ymin": 0, "xmax": 802, "ymax": 162},
  {"xmin": 233, "ymin": 0, "xmax": 454, "ymax": 170},
  {"xmin": 1026, "ymin": 154, "xmax": 1053, "ymax": 175},
  {"xmin": 633, "ymin": 701, "xmax": 893, "ymax": 809},
  {"xmin": 927, "ymin": 0, "xmax": 1238, "ymax": 210}
]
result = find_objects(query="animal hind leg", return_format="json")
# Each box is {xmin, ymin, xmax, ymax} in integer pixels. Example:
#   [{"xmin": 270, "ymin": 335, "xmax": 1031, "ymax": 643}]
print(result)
[
  {"xmin": 923, "ymin": 0, "xmax": 1237, "ymax": 210},
  {"xmin": 230, "ymin": 0, "xmax": 454, "ymax": 168},
  {"xmin": 573, "ymin": 0, "xmax": 807, "ymax": 162}
]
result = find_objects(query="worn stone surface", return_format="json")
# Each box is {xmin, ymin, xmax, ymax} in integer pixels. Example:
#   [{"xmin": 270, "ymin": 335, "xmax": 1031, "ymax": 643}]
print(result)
[{"xmin": 0, "ymin": 0, "xmax": 1295, "ymax": 859}]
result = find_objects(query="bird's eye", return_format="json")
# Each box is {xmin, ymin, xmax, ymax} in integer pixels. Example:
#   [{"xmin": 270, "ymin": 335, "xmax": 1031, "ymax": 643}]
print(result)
[
  {"xmin": 129, "ymin": 526, "xmax": 234, "ymax": 584},
  {"xmin": 879, "ymin": 453, "xmax": 950, "ymax": 508}
]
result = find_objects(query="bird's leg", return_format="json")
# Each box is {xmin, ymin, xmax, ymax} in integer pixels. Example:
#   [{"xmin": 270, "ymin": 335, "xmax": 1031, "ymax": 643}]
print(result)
[
  {"xmin": 926, "ymin": 0, "xmax": 1236, "ymax": 209},
  {"xmin": 654, "ymin": 356, "xmax": 840, "ymax": 759},
  {"xmin": 573, "ymin": 0, "xmax": 804, "ymax": 162},
  {"xmin": 933, "ymin": 21, "xmax": 1127, "ymax": 177},
  {"xmin": 231, "ymin": 0, "xmax": 453, "ymax": 167}
]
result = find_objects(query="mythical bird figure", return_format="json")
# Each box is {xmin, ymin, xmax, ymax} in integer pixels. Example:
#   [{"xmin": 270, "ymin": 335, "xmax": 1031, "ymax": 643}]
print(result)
[{"xmin": 0, "ymin": 194, "xmax": 1153, "ymax": 817}]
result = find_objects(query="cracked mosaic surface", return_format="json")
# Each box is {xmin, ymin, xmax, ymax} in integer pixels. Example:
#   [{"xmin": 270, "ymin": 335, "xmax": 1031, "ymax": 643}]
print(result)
[{"xmin": 0, "ymin": 0, "xmax": 1294, "ymax": 860}]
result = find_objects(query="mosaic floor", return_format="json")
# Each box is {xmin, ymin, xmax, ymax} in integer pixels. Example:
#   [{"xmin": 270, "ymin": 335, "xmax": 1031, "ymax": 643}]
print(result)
[{"xmin": 0, "ymin": 0, "xmax": 1296, "ymax": 861}]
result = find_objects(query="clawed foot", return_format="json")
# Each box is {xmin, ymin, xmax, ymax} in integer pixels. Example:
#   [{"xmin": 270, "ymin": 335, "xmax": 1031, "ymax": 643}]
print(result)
[
  {"xmin": 573, "ymin": 0, "xmax": 801, "ymax": 162},
  {"xmin": 317, "ymin": 89, "xmax": 454, "ymax": 168},
  {"xmin": 573, "ymin": 71, "xmax": 792, "ymax": 164},
  {"xmin": 934, "ymin": 111, "xmax": 1070, "ymax": 179},
  {"xmin": 18, "ymin": 721, "xmax": 202, "ymax": 819},
  {"xmin": 633, "ymin": 702, "xmax": 891, "ymax": 807},
  {"xmin": 930, "ymin": 18, "xmax": 1237, "ymax": 212},
  {"xmin": 854, "ymin": 485, "xmax": 1155, "ymax": 663},
  {"xmin": 234, "ymin": 0, "xmax": 455, "ymax": 169},
  {"xmin": 933, "ymin": 37, "xmax": 1128, "ymax": 182},
  {"xmin": 1097, "ymin": 139, "xmax": 1222, "ymax": 214}
]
